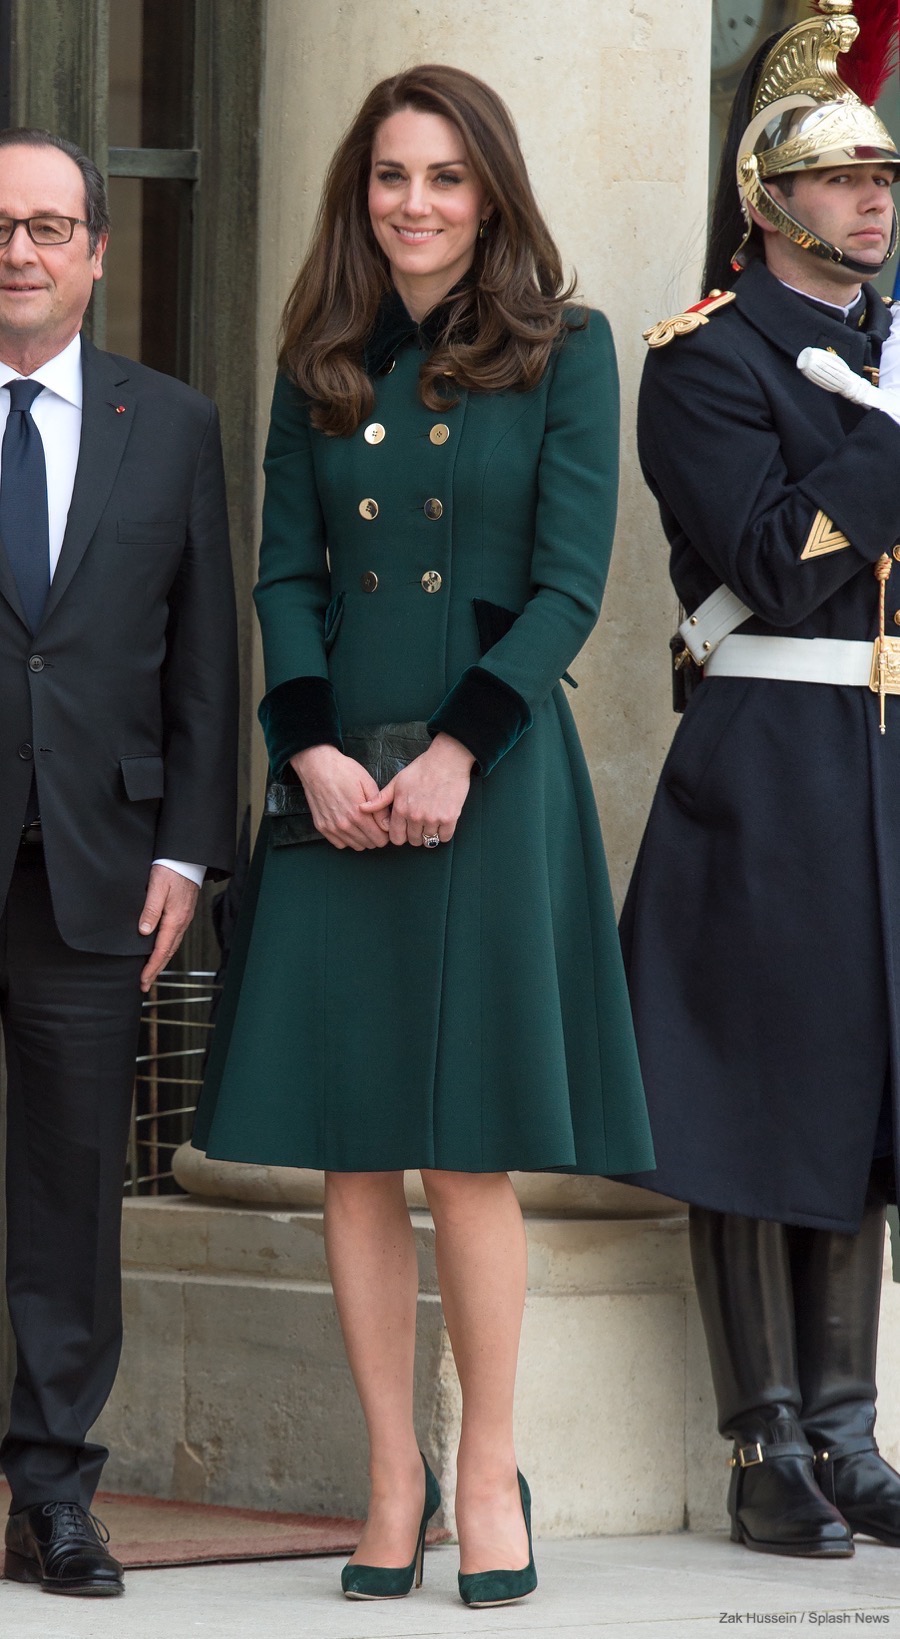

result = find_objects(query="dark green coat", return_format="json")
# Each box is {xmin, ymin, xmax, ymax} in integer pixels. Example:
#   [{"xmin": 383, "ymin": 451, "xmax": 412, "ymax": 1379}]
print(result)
[{"xmin": 193, "ymin": 302, "xmax": 654, "ymax": 1174}]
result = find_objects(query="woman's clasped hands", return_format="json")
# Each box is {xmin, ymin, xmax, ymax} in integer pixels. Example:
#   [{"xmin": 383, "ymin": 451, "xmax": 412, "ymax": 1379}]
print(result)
[{"xmin": 291, "ymin": 732, "xmax": 475, "ymax": 850}]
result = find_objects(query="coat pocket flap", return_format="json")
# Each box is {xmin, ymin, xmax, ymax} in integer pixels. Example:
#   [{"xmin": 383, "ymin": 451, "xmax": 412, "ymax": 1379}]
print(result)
[
  {"xmin": 117, "ymin": 519, "xmax": 186, "ymax": 546},
  {"xmin": 120, "ymin": 754, "xmax": 165, "ymax": 801},
  {"xmin": 473, "ymin": 598, "xmax": 520, "ymax": 654}
]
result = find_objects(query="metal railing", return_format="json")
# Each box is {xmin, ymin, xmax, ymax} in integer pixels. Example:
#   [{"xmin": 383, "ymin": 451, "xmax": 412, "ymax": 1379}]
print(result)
[{"xmin": 125, "ymin": 969, "xmax": 221, "ymax": 1195}]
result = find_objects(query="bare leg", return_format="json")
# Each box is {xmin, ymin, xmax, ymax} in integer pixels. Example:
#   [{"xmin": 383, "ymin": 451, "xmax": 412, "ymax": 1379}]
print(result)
[
  {"xmin": 420, "ymin": 1169, "xmax": 529, "ymax": 1575},
  {"xmin": 324, "ymin": 1170, "xmax": 424, "ymax": 1567}
]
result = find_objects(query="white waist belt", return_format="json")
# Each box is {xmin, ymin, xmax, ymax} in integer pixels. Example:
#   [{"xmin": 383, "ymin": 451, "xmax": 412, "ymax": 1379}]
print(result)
[
  {"xmin": 680, "ymin": 585, "xmax": 753, "ymax": 664},
  {"xmin": 705, "ymin": 634, "xmax": 873, "ymax": 687}
]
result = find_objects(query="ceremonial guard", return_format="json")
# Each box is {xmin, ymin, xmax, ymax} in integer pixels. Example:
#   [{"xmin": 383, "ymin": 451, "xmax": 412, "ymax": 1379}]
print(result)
[{"xmin": 621, "ymin": 0, "xmax": 900, "ymax": 1556}]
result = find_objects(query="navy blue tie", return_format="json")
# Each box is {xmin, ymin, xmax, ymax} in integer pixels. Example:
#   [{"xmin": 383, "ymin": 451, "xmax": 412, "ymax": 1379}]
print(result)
[{"xmin": 0, "ymin": 379, "xmax": 50, "ymax": 632}]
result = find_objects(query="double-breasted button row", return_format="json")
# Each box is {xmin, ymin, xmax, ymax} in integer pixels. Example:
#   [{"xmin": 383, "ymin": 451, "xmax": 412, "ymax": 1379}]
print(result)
[
  {"xmin": 358, "ymin": 497, "xmax": 444, "ymax": 521},
  {"xmin": 362, "ymin": 421, "xmax": 451, "ymax": 447},
  {"xmin": 359, "ymin": 571, "xmax": 443, "ymax": 594}
]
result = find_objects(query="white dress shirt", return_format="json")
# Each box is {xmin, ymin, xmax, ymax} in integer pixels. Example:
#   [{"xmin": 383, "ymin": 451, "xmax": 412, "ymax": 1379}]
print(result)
[
  {"xmin": 778, "ymin": 277, "xmax": 864, "ymax": 320},
  {"xmin": 0, "ymin": 333, "xmax": 204, "ymax": 888}
]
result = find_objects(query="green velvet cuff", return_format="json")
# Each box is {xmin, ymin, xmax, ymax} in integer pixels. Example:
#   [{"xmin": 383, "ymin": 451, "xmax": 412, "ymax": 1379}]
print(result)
[
  {"xmin": 427, "ymin": 665, "xmax": 532, "ymax": 775},
  {"xmin": 258, "ymin": 676, "xmax": 344, "ymax": 779}
]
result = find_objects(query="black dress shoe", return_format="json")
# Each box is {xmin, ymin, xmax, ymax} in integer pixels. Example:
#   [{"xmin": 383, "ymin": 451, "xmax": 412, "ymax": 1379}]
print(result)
[
  {"xmin": 4, "ymin": 1501, "xmax": 124, "ymax": 1595},
  {"xmin": 727, "ymin": 1432, "xmax": 854, "ymax": 1557},
  {"xmin": 816, "ymin": 1437, "xmax": 900, "ymax": 1546}
]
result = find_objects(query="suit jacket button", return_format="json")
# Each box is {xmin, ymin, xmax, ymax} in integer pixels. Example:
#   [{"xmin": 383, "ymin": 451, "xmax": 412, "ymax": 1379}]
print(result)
[
  {"xmin": 361, "ymin": 571, "xmax": 379, "ymax": 593},
  {"xmin": 17, "ymin": 742, "xmax": 33, "ymax": 760},
  {"xmin": 28, "ymin": 655, "xmax": 44, "ymax": 671},
  {"xmin": 358, "ymin": 498, "xmax": 379, "ymax": 520},
  {"xmin": 430, "ymin": 424, "xmax": 450, "ymax": 445},
  {"xmin": 423, "ymin": 497, "xmax": 443, "ymax": 520},
  {"xmin": 421, "ymin": 571, "xmax": 442, "ymax": 594},
  {"xmin": 364, "ymin": 423, "xmax": 386, "ymax": 445}
]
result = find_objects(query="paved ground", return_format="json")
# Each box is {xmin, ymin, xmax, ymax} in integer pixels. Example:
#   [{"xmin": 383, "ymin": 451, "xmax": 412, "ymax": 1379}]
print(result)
[{"xmin": 3, "ymin": 1533, "xmax": 900, "ymax": 1638}]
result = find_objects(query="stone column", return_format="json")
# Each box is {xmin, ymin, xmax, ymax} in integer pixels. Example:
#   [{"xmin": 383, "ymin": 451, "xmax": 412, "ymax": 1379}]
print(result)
[
  {"xmin": 251, "ymin": 0, "xmax": 712, "ymax": 862},
  {"xmin": 239, "ymin": 0, "xmax": 714, "ymax": 1220}
]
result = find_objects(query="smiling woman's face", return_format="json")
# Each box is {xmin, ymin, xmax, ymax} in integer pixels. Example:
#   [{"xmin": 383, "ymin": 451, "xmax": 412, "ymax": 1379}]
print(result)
[{"xmin": 368, "ymin": 107, "xmax": 490, "ymax": 319}]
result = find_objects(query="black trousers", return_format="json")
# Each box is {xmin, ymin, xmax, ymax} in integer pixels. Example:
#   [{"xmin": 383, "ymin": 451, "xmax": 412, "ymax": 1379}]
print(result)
[{"xmin": 0, "ymin": 845, "xmax": 143, "ymax": 1511}]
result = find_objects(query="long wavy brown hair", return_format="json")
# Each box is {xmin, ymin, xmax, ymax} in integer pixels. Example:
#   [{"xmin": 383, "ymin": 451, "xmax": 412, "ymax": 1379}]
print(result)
[{"xmin": 279, "ymin": 64, "xmax": 578, "ymax": 436}]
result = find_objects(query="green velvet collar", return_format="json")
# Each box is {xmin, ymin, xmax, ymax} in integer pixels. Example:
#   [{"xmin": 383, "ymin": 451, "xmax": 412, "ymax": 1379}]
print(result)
[{"xmin": 363, "ymin": 280, "xmax": 473, "ymax": 376}]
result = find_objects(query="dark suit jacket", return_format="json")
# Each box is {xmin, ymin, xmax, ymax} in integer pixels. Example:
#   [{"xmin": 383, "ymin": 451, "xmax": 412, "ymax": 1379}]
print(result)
[{"xmin": 0, "ymin": 336, "xmax": 239, "ymax": 954}]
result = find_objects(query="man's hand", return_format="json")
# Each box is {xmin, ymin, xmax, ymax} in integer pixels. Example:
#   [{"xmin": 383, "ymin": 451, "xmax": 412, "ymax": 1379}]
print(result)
[{"xmin": 138, "ymin": 864, "xmax": 201, "ymax": 993}]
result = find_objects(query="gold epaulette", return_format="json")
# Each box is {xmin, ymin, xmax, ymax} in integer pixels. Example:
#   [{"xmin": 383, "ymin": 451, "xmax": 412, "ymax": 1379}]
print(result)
[{"xmin": 643, "ymin": 289, "xmax": 737, "ymax": 349}]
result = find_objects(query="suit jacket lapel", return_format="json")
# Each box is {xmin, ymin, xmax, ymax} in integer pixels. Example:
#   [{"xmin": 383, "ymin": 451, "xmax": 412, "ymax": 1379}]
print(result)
[{"xmin": 41, "ymin": 336, "xmax": 133, "ymax": 623}]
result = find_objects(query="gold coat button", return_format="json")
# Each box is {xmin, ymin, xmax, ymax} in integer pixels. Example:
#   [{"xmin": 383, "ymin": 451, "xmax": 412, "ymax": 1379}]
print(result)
[
  {"xmin": 361, "ymin": 571, "xmax": 378, "ymax": 593},
  {"xmin": 894, "ymin": 610, "xmax": 900, "ymax": 627},
  {"xmin": 424, "ymin": 497, "xmax": 443, "ymax": 520},
  {"xmin": 359, "ymin": 498, "xmax": 379, "ymax": 520},
  {"xmin": 893, "ymin": 545, "xmax": 900, "ymax": 563},
  {"xmin": 364, "ymin": 422, "xmax": 386, "ymax": 445},
  {"xmin": 430, "ymin": 424, "xmax": 450, "ymax": 445},
  {"xmin": 421, "ymin": 571, "xmax": 442, "ymax": 594}
]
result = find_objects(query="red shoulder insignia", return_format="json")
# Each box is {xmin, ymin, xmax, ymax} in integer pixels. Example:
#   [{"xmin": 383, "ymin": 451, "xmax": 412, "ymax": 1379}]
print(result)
[{"xmin": 643, "ymin": 288, "xmax": 737, "ymax": 349}]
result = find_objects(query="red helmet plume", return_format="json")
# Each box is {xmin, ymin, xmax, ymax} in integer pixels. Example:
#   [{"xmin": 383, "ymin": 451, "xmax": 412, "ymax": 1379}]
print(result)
[{"xmin": 814, "ymin": 0, "xmax": 900, "ymax": 106}]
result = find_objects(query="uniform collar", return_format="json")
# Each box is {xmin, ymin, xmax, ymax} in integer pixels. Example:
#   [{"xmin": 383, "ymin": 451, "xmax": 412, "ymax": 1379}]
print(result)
[
  {"xmin": 733, "ymin": 257, "xmax": 891, "ymax": 368},
  {"xmin": 777, "ymin": 278, "xmax": 866, "ymax": 325},
  {"xmin": 363, "ymin": 280, "xmax": 473, "ymax": 376}
]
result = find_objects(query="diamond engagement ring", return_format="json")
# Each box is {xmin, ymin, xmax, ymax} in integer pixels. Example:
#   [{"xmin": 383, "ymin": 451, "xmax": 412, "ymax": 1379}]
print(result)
[{"xmin": 423, "ymin": 833, "xmax": 440, "ymax": 848}]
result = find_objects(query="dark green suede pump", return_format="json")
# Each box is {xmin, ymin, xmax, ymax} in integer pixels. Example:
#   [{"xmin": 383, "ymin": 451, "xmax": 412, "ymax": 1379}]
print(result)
[
  {"xmin": 457, "ymin": 1470, "xmax": 538, "ymax": 1609},
  {"xmin": 341, "ymin": 1454, "xmax": 441, "ymax": 1601}
]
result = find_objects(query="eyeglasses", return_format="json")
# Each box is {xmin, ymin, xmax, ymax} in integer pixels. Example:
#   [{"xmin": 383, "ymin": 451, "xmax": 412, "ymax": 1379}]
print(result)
[{"xmin": 0, "ymin": 216, "xmax": 89, "ymax": 247}]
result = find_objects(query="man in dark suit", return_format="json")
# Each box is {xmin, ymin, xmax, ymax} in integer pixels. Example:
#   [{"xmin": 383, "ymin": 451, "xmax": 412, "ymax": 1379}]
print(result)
[{"xmin": 0, "ymin": 128, "xmax": 237, "ymax": 1595}]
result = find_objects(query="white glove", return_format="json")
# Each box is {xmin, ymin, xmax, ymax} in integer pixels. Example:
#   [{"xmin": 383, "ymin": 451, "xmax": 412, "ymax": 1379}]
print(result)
[
  {"xmin": 797, "ymin": 318, "xmax": 900, "ymax": 428},
  {"xmin": 797, "ymin": 346, "xmax": 882, "ymax": 407}
]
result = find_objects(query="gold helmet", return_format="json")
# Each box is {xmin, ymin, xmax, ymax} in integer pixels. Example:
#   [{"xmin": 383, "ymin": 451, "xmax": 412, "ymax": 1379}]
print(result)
[{"xmin": 736, "ymin": 0, "xmax": 900, "ymax": 275}]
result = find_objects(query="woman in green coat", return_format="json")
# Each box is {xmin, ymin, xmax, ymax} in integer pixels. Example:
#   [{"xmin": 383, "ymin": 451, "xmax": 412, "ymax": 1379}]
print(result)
[{"xmin": 194, "ymin": 63, "xmax": 653, "ymax": 1607}]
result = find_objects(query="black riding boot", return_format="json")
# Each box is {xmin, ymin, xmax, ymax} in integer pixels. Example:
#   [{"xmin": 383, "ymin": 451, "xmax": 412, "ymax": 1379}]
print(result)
[
  {"xmin": 690, "ymin": 1207, "xmax": 853, "ymax": 1556},
  {"xmin": 794, "ymin": 1179, "xmax": 900, "ymax": 1546}
]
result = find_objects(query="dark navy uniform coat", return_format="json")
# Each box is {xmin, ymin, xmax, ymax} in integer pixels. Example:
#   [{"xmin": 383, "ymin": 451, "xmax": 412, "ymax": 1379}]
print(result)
[{"xmin": 620, "ymin": 256, "xmax": 900, "ymax": 1233}]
